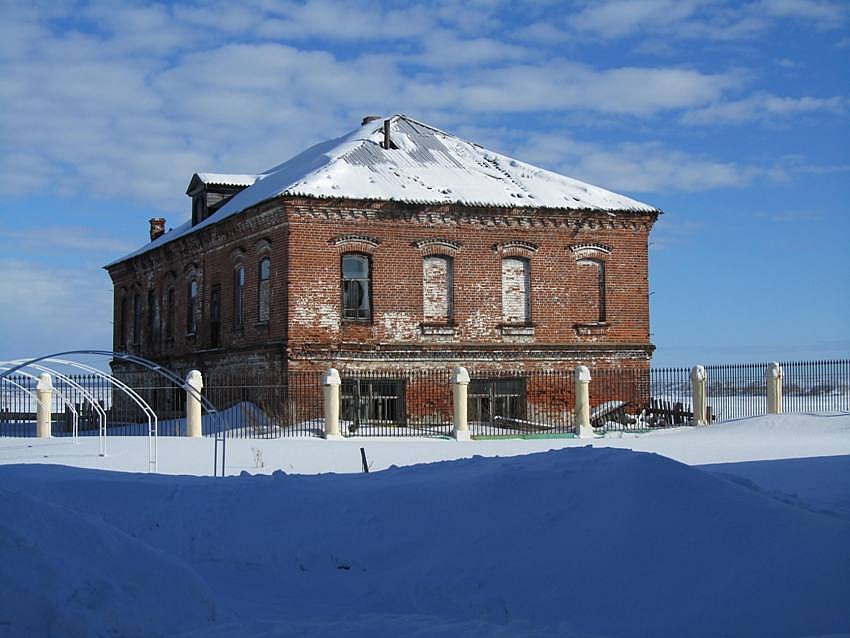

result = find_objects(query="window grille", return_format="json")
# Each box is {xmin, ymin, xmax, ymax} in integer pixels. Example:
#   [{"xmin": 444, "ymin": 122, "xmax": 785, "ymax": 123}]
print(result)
[
  {"xmin": 469, "ymin": 377, "xmax": 527, "ymax": 426},
  {"xmin": 341, "ymin": 378, "xmax": 405, "ymax": 430}
]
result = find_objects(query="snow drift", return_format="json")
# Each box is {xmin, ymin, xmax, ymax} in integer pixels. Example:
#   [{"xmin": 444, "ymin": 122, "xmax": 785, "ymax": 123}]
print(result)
[{"xmin": 1, "ymin": 447, "xmax": 848, "ymax": 637}]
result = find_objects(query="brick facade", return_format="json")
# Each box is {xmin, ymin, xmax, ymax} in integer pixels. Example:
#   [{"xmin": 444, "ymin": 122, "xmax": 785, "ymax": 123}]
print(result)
[{"xmin": 106, "ymin": 196, "xmax": 658, "ymax": 382}]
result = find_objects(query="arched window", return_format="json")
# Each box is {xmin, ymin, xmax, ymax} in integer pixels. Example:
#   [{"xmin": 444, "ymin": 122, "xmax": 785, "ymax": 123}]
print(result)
[
  {"xmin": 132, "ymin": 292, "xmax": 142, "ymax": 346},
  {"xmin": 147, "ymin": 289, "xmax": 157, "ymax": 347},
  {"xmin": 342, "ymin": 253, "xmax": 371, "ymax": 321},
  {"xmin": 423, "ymin": 255, "xmax": 453, "ymax": 323},
  {"xmin": 187, "ymin": 279, "xmax": 198, "ymax": 335},
  {"xmin": 258, "ymin": 257, "xmax": 271, "ymax": 323},
  {"xmin": 577, "ymin": 258, "xmax": 606, "ymax": 322},
  {"xmin": 165, "ymin": 287, "xmax": 175, "ymax": 340},
  {"xmin": 501, "ymin": 257, "xmax": 530, "ymax": 323},
  {"xmin": 118, "ymin": 294, "xmax": 128, "ymax": 349},
  {"xmin": 233, "ymin": 265, "xmax": 245, "ymax": 329}
]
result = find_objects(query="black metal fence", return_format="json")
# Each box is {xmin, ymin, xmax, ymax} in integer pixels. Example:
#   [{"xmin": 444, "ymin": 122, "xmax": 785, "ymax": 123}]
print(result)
[
  {"xmin": 2, "ymin": 359, "xmax": 848, "ymax": 438},
  {"xmin": 466, "ymin": 369, "xmax": 575, "ymax": 437},
  {"xmin": 204, "ymin": 370, "xmax": 324, "ymax": 438}
]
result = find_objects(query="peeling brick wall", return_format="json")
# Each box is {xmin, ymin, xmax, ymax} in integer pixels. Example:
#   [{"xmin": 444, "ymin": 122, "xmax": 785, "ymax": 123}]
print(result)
[{"xmin": 107, "ymin": 196, "xmax": 658, "ymax": 381}]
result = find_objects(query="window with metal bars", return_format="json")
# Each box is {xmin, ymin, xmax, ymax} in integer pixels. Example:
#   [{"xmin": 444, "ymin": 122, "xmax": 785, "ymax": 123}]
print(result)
[
  {"xmin": 468, "ymin": 377, "xmax": 527, "ymax": 425},
  {"xmin": 341, "ymin": 378, "xmax": 405, "ymax": 429}
]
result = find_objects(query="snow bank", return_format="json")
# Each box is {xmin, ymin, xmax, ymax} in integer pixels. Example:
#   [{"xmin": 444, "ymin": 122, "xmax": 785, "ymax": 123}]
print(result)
[
  {"xmin": 0, "ymin": 483, "xmax": 218, "ymax": 637},
  {"xmin": 2, "ymin": 446, "xmax": 848, "ymax": 637}
]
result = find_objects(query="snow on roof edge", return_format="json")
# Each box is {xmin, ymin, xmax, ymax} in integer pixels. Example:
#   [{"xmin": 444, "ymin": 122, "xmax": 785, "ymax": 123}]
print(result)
[{"xmin": 106, "ymin": 115, "xmax": 661, "ymax": 268}]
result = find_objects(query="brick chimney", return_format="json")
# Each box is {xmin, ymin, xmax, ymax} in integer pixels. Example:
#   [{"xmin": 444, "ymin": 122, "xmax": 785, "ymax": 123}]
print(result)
[{"xmin": 149, "ymin": 217, "xmax": 166, "ymax": 241}]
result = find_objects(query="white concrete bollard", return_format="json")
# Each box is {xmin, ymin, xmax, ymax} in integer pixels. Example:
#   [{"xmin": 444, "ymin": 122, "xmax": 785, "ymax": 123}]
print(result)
[
  {"xmin": 185, "ymin": 369, "xmax": 204, "ymax": 437},
  {"xmin": 766, "ymin": 362, "xmax": 783, "ymax": 415},
  {"xmin": 575, "ymin": 365, "xmax": 593, "ymax": 438},
  {"xmin": 452, "ymin": 366, "xmax": 471, "ymax": 441},
  {"xmin": 36, "ymin": 372, "xmax": 53, "ymax": 438},
  {"xmin": 690, "ymin": 365, "xmax": 708, "ymax": 425},
  {"xmin": 323, "ymin": 368, "xmax": 342, "ymax": 440}
]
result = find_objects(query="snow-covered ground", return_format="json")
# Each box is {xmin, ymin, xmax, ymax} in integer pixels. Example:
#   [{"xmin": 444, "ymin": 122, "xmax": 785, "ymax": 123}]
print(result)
[{"xmin": 1, "ymin": 413, "xmax": 849, "ymax": 637}]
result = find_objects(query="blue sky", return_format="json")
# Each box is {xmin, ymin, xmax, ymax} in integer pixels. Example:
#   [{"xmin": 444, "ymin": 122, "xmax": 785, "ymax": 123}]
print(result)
[{"xmin": 1, "ymin": 0, "xmax": 848, "ymax": 367}]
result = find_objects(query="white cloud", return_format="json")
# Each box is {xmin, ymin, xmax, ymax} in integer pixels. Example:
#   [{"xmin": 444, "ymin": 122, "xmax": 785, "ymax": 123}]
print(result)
[
  {"xmin": 570, "ymin": 0, "xmax": 703, "ymax": 40},
  {"xmin": 681, "ymin": 93, "xmax": 848, "ymax": 124},
  {"xmin": 512, "ymin": 132, "xmax": 772, "ymax": 193},
  {"xmin": 0, "ymin": 259, "xmax": 114, "ymax": 359},
  {"xmin": 0, "ymin": 227, "xmax": 135, "ymax": 254},
  {"xmin": 568, "ymin": 0, "xmax": 847, "ymax": 41}
]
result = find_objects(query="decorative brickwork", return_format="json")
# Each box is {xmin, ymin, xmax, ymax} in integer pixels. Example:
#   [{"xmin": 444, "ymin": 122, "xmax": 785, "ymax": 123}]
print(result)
[{"xmin": 107, "ymin": 195, "xmax": 658, "ymax": 381}]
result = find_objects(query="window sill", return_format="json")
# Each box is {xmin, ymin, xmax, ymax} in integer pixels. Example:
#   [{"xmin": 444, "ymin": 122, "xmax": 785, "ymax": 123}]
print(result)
[
  {"xmin": 420, "ymin": 323, "xmax": 455, "ymax": 336},
  {"xmin": 499, "ymin": 323, "xmax": 535, "ymax": 336},
  {"xmin": 574, "ymin": 322, "xmax": 610, "ymax": 336}
]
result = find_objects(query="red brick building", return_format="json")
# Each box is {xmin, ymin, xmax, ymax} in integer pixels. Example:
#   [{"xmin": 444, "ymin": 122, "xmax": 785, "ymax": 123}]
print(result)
[{"xmin": 106, "ymin": 115, "xmax": 659, "ymax": 423}]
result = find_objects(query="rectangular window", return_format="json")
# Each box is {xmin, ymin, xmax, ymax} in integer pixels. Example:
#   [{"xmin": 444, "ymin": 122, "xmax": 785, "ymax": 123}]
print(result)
[
  {"xmin": 233, "ymin": 266, "xmax": 245, "ymax": 329},
  {"xmin": 187, "ymin": 280, "xmax": 198, "ymax": 335},
  {"xmin": 577, "ymin": 258, "xmax": 607, "ymax": 323},
  {"xmin": 132, "ymin": 293, "xmax": 141, "ymax": 346},
  {"xmin": 165, "ymin": 287, "xmax": 175, "ymax": 340},
  {"xmin": 469, "ymin": 378, "xmax": 527, "ymax": 427},
  {"xmin": 147, "ymin": 289, "xmax": 157, "ymax": 345},
  {"xmin": 501, "ymin": 257, "xmax": 530, "ymax": 323},
  {"xmin": 210, "ymin": 284, "xmax": 221, "ymax": 348},
  {"xmin": 118, "ymin": 296, "xmax": 127, "ymax": 349},
  {"xmin": 258, "ymin": 257, "xmax": 270, "ymax": 323},
  {"xmin": 342, "ymin": 254, "xmax": 371, "ymax": 321},
  {"xmin": 341, "ymin": 378, "xmax": 405, "ymax": 431},
  {"xmin": 423, "ymin": 255, "xmax": 452, "ymax": 323}
]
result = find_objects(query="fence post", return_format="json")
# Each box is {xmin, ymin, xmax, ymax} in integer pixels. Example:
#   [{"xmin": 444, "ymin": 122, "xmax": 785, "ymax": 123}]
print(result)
[
  {"xmin": 185, "ymin": 369, "xmax": 203, "ymax": 437},
  {"xmin": 575, "ymin": 365, "xmax": 593, "ymax": 438},
  {"xmin": 766, "ymin": 362, "xmax": 783, "ymax": 415},
  {"xmin": 36, "ymin": 372, "xmax": 53, "ymax": 438},
  {"xmin": 451, "ymin": 366, "xmax": 471, "ymax": 441},
  {"xmin": 690, "ymin": 365, "xmax": 708, "ymax": 425},
  {"xmin": 323, "ymin": 368, "xmax": 342, "ymax": 439}
]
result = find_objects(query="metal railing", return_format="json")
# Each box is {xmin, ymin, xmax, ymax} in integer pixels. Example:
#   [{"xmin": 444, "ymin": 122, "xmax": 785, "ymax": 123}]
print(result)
[{"xmin": 2, "ymin": 359, "xmax": 847, "ymax": 439}]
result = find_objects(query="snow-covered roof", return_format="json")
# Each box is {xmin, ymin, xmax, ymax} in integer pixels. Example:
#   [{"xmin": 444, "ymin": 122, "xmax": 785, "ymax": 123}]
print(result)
[
  {"xmin": 107, "ymin": 115, "xmax": 658, "ymax": 267},
  {"xmin": 195, "ymin": 173, "xmax": 258, "ymax": 187}
]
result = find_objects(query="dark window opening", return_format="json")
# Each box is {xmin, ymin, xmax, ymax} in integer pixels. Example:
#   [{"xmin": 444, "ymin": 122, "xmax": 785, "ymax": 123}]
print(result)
[
  {"xmin": 258, "ymin": 257, "xmax": 270, "ymax": 323},
  {"xmin": 342, "ymin": 253, "xmax": 371, "ymax": 321},
  {"xmin": 341, "ymin": 378, "xmax": 405, "ymax": 431},
  {"xmin": 187, "ymin": 279, "xmax": 198, "ymax": 335},
  {"xmin": 210, "ymin": 284, "xmax": 221, "ymax": 348},
  {"xmin": 165, "ymin": 287, "xmax": 175, "ymax": 340},
  {"xmin": 469, "ymin": 378, "xmax": 527, "ymax": 426},
  {"xmin": 132, "ymin": 293, "xmax": 141, "ymax": 346},
  {"xmin": 233, "ymin": 266, "xmax": 245, "ymax": 329},
  {"xmin": 147, "ymin": 289, "xmax": 157, "ymax": 346},
  {"xmin": 118, "ymin": 296, "xmax": 127, "ymax": 349}
]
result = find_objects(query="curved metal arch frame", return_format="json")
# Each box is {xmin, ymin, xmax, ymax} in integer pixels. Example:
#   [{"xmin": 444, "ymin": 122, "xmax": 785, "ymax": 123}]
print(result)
[
  {"xmin": 1, "ymin": 350, "xmax": 221, "ymax": 417},
  {"xmin": 43, "ymin": 359, "xmax": 158, "ymax": 469},
  {"xmin": 0, "ymin": 366, "xmax": 80, "ymax": 439},
  {"xmin": 19, "ymin": 361, "xmax": 108, "ymax": 442}
]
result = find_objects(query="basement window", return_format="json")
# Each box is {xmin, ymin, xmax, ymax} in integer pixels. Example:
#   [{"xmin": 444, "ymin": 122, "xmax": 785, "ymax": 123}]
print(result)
[{"xmin": 341, "ymin": 378, "xmax": 405, "ymax": 430}]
